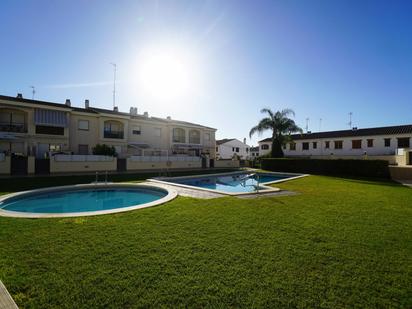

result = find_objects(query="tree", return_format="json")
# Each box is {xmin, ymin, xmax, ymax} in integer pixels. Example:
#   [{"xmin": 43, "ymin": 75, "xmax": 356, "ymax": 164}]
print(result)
[
  {"xmin": 249, "ymin": 108, "xmax": 302, "ymax": 158},
  {"xmin": 92, "ymin": 144, "xmax": 116, "ymax": 156}
]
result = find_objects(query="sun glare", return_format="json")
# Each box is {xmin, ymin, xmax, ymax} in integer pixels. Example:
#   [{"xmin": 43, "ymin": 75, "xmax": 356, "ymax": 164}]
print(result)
[{"xmin": 138, "ymin": 47, "xmax": 195, "ymax": 100}]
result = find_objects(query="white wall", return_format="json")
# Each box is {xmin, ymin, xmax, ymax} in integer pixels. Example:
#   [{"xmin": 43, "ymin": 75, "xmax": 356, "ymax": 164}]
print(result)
[
  {"xmin": 258, "ymin": 134, "xmax": 412, "ymax": 158},
  {"xmin": 217, "ymin": 139, "xmax": 250, "ymax": 159}
]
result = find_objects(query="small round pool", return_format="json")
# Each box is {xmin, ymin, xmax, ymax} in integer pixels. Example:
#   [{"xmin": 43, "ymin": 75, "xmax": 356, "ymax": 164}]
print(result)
[{"xmin": 0, "ymin": 184, "xmax": 176, "ymax": 218}]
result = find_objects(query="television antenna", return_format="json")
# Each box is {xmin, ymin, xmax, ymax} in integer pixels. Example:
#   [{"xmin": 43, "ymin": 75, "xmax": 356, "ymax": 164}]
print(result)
[
  {"xmin": 110, "ymin": 63, "xmax": 117, "ymax": 109},
  {"xmin": 348, "ymin": 112, "xmax": 353, "ymax": 128},
  {"xmin": 319, "ymin": 118, "xmax": 322, "ymax": 132},
  {"xmin": 30, "ymin": 86, "xmax": 36, "ymax": 100}
]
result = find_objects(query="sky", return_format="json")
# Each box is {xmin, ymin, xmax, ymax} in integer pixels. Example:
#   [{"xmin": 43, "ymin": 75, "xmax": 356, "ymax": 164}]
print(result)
[{"xmin": 1, "ymin": 0, "xmax": 412, "ymax": 145}]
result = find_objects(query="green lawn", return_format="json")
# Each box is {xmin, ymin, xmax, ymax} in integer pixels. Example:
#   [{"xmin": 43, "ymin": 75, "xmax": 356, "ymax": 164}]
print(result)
[{"xmin": 0, "ymin": 175, "xmax": 411, "ymax": 308}]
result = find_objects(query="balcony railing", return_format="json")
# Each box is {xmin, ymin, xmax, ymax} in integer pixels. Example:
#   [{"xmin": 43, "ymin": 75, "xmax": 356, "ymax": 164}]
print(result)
[
  {"xmin": 0, "ymin": 122, "xmax": 27, "ymax": 133},
  {"xmin": 104, "ymin": 130, "xmax": 124, "ymax": 139}
]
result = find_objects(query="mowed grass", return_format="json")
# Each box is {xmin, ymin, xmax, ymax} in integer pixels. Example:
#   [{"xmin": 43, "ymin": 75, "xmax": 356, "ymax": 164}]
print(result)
[{"xmin": 0, "ymin": 175, "xmax": 411, "ymax": 308}]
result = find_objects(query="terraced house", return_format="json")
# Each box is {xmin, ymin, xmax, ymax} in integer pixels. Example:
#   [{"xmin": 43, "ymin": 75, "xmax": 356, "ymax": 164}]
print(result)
[
  {"xmin": 0, "ymin": 94, "xmax": 216, "ymax": 175},
  {"xmin": 258, "ymin": 125, "xmax": 412, "ymax": 166}
]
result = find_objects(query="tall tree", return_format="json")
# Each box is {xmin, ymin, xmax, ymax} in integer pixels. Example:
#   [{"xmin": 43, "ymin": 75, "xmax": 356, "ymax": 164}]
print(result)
[{"xmin": 249, "ymin": 108, "xmax": 302, "ymax": 157}]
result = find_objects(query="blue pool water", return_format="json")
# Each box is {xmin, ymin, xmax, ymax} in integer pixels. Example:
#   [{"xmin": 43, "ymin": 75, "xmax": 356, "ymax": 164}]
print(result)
[
  {"xmin": 0, "ymin": 187, "xmax": 167, "ymax": 213},
  {"xmin": 169, "ymin": 173, "xmax": 292, "ymax": 193}
]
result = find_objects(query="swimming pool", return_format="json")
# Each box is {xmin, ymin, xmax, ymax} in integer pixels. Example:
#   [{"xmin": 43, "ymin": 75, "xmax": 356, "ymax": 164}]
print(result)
[
  {"xmin": 150, "ymin": 171, "xmax": 306, "ymax": 195},
  {"xmin": 0, "ymin": 184, "xmax": 176, "ymax": 218}
]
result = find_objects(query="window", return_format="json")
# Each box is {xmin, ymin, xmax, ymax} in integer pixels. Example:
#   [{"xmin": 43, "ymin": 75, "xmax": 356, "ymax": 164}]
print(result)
[
  {"xmin": 384, "ymin": 138, "xmax": 391, "ymax": 147},
  {"xmin": 334, "ymin": 141, "xmax": 343, "ymax": 149},
  {"xmin": 173, "ymin": 128, "xmax": 186, "ymax": 143},
  {"xmin": 78, "ymin": 120, "xmax": 89, "ymax": 131},
  {"xmin": 352, "ymin": 140, "xmax": 362, "ymax": 149},
  {"xmin": 313, "ymin": 142, "xmax": 317, "ymax": 149},
  {"xmin": 216, "ymin": 147, "xmax": 218, "ymax": 152},
  {"xmin": 36, "ymin": 125, "xmax": 64, "ymax": 136},
  {"xmin": 398, "ymin": 137, "xmax": 410, "ymax": 148},
  {"xmin": 325, "ymin": 141, "xmax": 330, "ymax": 149},
  {"xmin": 78, "ymin": 144, "xmax": 89, "ymax": 155},
  {"xmin": 49, "ymin": 144, "xmax": 61, "ymax": 152},
  {"xmin": 235, "ymin": 147, "xmax": 240, "ymax": 152},
  {"xmin": 261, "ymin": 144, "xmax": 269, "ymax": 150},
  {"xmin": 204, "ymin": 132, "xmax": 210, "ymax": 141},
  {"xmin": 290, "ymin": 142, "xmax": 296, "ymax": 151},
  {"xmin": 104, "ymin": 121, "xmax": 124, "ymax": 139},
  {"xmin": 189, "ymin": 130, "xmax": 200, "ymax": 144},
  {"xmin": 302, "ymin": 142, "xmax": 309, "ymax": 150},
  {"xmin": 153, "ymin": 128, "xmax": 161, "ymax": 137},
  {"xmin": 0, "ymin": 108, "xmax": 27, "ymax": 133},
  {"xmin": 232, "ymin": 147, "xmax": 235, "ymax": 152},
  {"xmin": 367, "ymin": 139, "xmax": 374, "ymax": 148},
  {"xmin": 132, "ymin": 126, "xmax": 141, "ymax": 135}
]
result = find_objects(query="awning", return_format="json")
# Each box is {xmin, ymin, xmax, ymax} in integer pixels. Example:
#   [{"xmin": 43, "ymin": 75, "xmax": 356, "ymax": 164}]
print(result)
[
  {"xmin": 127, "ymin": 142, "xmax": 151, "ymax": 149},
  {"xmin": 34, "ymin": 109, "xmax": 68, "ymax": 127},
  {"xmin": 0, "ymin": 132, "xmax": 19, "ymax": 140}
]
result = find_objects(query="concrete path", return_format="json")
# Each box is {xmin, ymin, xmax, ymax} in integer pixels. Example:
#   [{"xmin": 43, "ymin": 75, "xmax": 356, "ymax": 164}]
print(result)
[
  {"xmin": 0, "ymin": 281, "xmax": 18, "ymax": 309},
  {"xmin": 146, "ymin": 182, "xmax": 297, "ymax": 199}
]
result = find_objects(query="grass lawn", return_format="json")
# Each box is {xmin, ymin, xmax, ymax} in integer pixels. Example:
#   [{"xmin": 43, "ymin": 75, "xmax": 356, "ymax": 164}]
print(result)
[{"xmin": 0, "ymin": 174, "xmax": 411, "ymax": 308}]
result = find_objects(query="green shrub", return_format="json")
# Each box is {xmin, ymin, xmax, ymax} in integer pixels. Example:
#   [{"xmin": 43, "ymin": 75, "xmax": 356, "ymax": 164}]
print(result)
[
  {"xmin": 92, "ymin": 144, "xmax": 116, "ymax": 156},
  {"xmin": 261, "ymin": 158, "xmax": 390, "ymax": 178}
]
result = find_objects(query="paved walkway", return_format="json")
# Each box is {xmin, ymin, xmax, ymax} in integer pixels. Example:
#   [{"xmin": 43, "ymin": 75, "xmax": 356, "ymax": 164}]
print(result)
[
  {"xmin": 146, "ymin": 181, "xmax": 297, "ymax": 199},
  {"xmin": 0, "ymin": 281, "xmax": 18, "ymax": 309}
]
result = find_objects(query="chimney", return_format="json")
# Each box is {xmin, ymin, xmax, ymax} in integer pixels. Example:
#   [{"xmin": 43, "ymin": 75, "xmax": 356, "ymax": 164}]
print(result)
[
  {"xmin": 129, "ymin": 107, "xmax": 137, "ymax": 115},
  {"xmin": 166, "ymin": 116, "xmax": 171, "ymax": 120},
  {"xmin": 16, "ymin": 93, "xmax": 23, "ymax": 98},
  {"xmin": 144, "ymin": 111, "xmax": 149, "ymax": 117},
  {"xmin": 85, "ymin": 99, "xmax": 90, "ymax": 109},
  {"xmin": 243, "ymin": 138, "xmax": 246, "ymax": 144},
  {"xmin": 65, "ymin": 99, "xmax": 71, "ymax": 107},
  {"xmin": 113, "ymin": 106, "xmax": 119, "ymax": 112}
]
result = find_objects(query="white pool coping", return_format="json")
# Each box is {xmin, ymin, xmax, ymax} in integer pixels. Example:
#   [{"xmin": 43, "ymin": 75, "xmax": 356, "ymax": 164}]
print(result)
[
  {"xmin": 148, "ymin": 171, "xmax": 308, "ymax": 196},
  {"xmin": 0, "ymin": 183, "xmax": 177, "ymax": 218}
]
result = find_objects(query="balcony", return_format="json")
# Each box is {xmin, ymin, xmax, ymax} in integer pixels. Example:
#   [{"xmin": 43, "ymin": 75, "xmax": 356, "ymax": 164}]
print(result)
[
  {"xmin": 104, "ymin": 130, "xmax": 124, "ymax": 139},
  {"xmin": 0, "ymin": 122, "xmax": 27, "ymax": 133}
]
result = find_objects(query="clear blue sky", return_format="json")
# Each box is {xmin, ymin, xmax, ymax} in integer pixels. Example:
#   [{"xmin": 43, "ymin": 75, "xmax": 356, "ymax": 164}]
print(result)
[{"xmin": 1, "ymin": 0, "xmax": 411, "ymax": 145}]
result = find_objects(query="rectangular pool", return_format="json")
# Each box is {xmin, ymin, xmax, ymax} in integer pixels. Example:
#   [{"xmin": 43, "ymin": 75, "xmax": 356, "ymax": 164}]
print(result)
[{"xmin": 150, "ymin": 171, "xmax": 305, "ymax": 195}]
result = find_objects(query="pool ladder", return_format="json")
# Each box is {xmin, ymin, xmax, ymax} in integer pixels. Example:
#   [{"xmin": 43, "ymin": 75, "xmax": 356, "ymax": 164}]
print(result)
[
  {"xmin": 239, "ymin": 173, "xmax": 260, "ymax": 193},
  {"xmin": 94, "ymin": 171, "xmax": 109, "ymax": 184}
]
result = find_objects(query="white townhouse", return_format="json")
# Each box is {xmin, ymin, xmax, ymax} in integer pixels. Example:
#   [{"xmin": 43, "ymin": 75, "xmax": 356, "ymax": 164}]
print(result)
[
  {"xmin": 250, "ymin": 146, "xmax": 260, "ymax": 158},
  {"xmin": 258, "ymin": 124, "xmax": 412, "ymax": 166},
  {"xmin": 216, "ymin": 138, "xmax": 251, "ymax": 160}
]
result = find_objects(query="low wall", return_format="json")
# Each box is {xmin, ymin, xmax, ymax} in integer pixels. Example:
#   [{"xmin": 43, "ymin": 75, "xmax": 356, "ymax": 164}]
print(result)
[
  {"xmin": 0, "ymin": 156, "xmax": 10, "ymax": 175},
  {"xmin": 301, "ymin": 155, "xmax": 405, "ymax": 165},
  {"xmin": 214, "ymin": 160, "xmax": 240, "ymax": 168},
  {"xmin": 389, "ymin": 166, "xmax": 412, "ymax": 180},
  {"xmin": 50, "ymin": 157, "xmax": 117, "ymax": 173},
  {"xmin": 127, "ymin": 159, "xmax": 201, "ymax": 170}
]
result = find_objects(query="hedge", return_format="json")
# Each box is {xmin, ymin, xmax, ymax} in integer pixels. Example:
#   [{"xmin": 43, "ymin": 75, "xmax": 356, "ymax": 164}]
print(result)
[{"xmin": 261, "ymin": 158, "xmax": 390, "ymax": 178}]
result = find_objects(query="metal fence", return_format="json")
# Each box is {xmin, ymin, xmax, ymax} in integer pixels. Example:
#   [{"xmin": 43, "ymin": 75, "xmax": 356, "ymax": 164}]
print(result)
[
  {"xmin": 54, "ymin": 155, "xmax": 114, "ymax": 162},
  {"xmin": 129, "ymin": 156, "xmax": 201, "ymax": 162}
]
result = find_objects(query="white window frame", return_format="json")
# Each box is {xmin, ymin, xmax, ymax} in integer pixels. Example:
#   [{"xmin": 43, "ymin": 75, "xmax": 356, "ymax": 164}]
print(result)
[{"xmin": 78, "ymin": 120, "xmax": 89, "ymax": 131}]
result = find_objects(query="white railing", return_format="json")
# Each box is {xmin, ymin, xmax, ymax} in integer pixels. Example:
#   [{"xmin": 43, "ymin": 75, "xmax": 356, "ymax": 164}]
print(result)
[
  {"xmin": 54, "ymin": 155, "xmax": 114, "ymax": 162},
  {"xmin": 130, "ymin": 155, "xmax": 201, "ymax": 162},
  {"xmin": 0, "ymin": 153, "xmax": 5, "ymax": 161}
]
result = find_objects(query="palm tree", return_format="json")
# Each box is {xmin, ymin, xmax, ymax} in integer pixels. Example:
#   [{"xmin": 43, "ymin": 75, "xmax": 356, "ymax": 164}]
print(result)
[{"xmin": 249, "ymin": 108, "xmax": 302, "ymax": 158}]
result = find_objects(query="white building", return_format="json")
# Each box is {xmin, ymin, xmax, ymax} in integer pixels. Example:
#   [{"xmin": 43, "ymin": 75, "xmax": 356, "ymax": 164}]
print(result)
[
  {"xmin": 216, "ymin": 138, "xmax": 250, "ymax": 159},
  {"xmin": 258, "ymin": 124, "xmax": 412, "ymax": 166},
  {"xmin": 250, "ymin": 146, "xmax": 260, "ymax": 158}
]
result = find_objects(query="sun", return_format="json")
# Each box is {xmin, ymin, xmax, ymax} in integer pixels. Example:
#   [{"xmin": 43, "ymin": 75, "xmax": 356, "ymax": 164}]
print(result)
[{"xmin": 138, "ymin": 47, "xmax": 194, "ymax": 100}]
